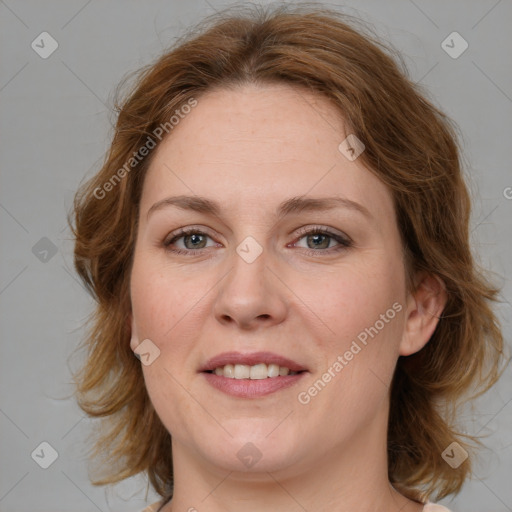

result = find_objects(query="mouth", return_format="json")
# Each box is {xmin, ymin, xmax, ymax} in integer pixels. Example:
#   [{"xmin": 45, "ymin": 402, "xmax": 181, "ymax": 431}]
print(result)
[
  {"xmin": 199, "ymin": 351, "xmax": 309, "ymax": 398},
  {"xmin": 205, "ymin": 363, "xmax": 302, "ymax": 379}
]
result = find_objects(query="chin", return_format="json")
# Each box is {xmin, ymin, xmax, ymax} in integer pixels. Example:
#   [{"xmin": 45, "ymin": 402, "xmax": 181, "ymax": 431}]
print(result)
[
  {"xmin": 214, "ymin": 445, "xmax": 301, "ymax": 475},
  {"xmin": 198, "ymin": 426, "xmax": 303, "ymax": 473}
]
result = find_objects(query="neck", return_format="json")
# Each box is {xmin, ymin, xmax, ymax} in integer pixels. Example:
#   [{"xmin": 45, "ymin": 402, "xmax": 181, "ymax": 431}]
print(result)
[{"xmin": 163, "ymin": 401, "xmax": 424, "ymax": 512}]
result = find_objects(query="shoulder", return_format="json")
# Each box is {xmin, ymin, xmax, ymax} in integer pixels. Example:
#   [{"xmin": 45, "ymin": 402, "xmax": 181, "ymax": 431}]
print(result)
[
  {"xmin": 423, "ymin": 503, "xmax": 453, "ymax": 512},
  {"xmin": 140, "ymin": 500, "xmax": 453, "ymax": 512},
  {"xmin": 140, "ymin": 502, "xmax": 163, "ymax": 512}
]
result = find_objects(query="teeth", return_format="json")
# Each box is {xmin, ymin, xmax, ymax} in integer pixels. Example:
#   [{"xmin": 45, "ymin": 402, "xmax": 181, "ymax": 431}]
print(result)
[
  {"xmin": 268, "ymin": 363, "xmax": 280, "ymax": 377},
  {"xmin": 234, "ymin": 364, "xmax": 250, "ymax": 379},
  {"xmin": 250, "ymin": 364, "xmax": 267, "ymax": 380},
  {"xmin": 210, "ymin": 363, "xmax": 300, "ymax": 379}
]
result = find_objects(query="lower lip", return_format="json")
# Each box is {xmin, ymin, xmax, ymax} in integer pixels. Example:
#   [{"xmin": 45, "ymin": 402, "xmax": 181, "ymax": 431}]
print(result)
[{"xmin": 202, "ymin": 372, "xmax": 307, "ymax": 398}]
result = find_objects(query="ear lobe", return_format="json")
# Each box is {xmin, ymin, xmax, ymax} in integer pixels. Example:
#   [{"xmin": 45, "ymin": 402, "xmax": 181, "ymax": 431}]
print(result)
[{"xmin": 399, "ymin": 273, "xmax": 447, "ymax": 357}]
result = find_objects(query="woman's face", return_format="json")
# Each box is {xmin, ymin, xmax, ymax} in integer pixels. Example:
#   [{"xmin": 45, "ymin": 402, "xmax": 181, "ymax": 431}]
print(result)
[{"xmin": 129, "ymin": 83, "xmax": 412, "ymax": 476}]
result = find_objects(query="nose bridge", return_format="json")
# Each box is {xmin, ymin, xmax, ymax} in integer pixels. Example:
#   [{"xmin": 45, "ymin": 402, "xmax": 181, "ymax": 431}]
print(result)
[
  {"xmin": 235, "ymin": 234, "xmax": 266, "ymax": 266},
  {"xmin": 227, "ymin": 233, "xmax": 269, "ymax": 296},
  {"xmin": 213, "ymin": 232, "xmax": 286, "ymax": 327}
]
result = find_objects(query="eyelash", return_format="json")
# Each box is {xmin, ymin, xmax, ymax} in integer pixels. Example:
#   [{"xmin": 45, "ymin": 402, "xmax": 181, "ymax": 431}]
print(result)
[{"xmin": 162, "ymin": 226, "xmax": 352, "ymax": 257}]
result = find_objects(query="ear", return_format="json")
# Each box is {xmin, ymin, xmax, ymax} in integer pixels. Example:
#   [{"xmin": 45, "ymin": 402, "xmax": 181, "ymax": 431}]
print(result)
[{"xmin": 399, "ymin": 272, "xmax": 447, "ymax": 356}]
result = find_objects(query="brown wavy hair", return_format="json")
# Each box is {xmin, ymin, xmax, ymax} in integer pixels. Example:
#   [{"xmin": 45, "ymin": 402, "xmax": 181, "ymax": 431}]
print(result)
[{"xmin": 67, "ymin": 2, "xmax": 508, "ymax": 505}]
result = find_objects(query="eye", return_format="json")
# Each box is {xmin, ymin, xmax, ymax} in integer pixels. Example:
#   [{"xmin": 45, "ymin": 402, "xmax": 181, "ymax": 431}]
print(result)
[
  {"xmin": 162, "ymin": 225, "xmax": 352, "ymax": 256},
  {"xmin": 163, "ymin": 227, "xmax": 218, "ymax": 256},
  {"xmin": 290, "ymin": 226, "xmax": 352, "ymax": 255}
]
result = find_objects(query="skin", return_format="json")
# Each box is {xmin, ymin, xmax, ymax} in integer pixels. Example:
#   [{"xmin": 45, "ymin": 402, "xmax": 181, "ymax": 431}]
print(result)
[{"xmin": 128, "ymin": 83, "xmax": 447, "ymax": 512}]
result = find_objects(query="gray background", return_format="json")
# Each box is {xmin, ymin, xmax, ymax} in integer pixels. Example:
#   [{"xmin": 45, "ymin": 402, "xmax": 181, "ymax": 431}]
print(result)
[{"xmin": 1, "ymin": 0, "xmax": 511, "ymax": 511}]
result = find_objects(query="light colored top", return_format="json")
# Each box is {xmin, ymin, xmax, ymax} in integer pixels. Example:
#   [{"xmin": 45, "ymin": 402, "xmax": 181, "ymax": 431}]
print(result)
[
  {"xmin": 140, "ymin": 500, "xmax": 453, "ymax": 511},
  {"xmin": 424, "ymin": 504, "xmax": 453, "ymax": 512},
  {"xmin": 141, "ymin": 502, "xmax": 161, "ymax": 512}
]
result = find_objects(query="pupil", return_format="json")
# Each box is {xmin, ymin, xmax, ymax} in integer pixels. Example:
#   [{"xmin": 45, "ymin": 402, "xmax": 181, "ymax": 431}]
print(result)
[
  {"xmin": 309, "ymin": 234, "xmax": 327, "ymax": 249},
  {"xmin": 187, "ymin": 234, "xmax": 205, "ymax": 249}
]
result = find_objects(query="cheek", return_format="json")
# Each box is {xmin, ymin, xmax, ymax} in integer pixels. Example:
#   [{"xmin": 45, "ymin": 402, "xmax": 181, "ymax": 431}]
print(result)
[
  {"xmin": 129, "ymin": 254, "xmax": 212, "ymax": 364},
  {"xmin": 301, "ymin": 258, "xmax": 404, "ymax": 345},
  {"xmin": 298, "ymin": 263, "xmax": 405, "ymax": 423},
  {"xmin": 130, "ymin": 254, "xmax": 190, "ymax": 333}
]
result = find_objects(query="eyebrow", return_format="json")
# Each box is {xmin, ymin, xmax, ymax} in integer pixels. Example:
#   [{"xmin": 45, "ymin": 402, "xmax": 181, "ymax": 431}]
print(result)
[{"xmin": 146, "ymin": 194, "xmax": 373, "ymax": 221}]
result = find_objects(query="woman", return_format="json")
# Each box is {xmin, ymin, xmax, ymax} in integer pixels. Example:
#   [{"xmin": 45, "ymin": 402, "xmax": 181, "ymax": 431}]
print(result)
[{"xmin": 69, "ymin": 4, "xmax": 507, "ymax": 512}]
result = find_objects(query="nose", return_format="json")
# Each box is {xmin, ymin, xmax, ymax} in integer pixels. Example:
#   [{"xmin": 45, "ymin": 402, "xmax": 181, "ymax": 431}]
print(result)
[{"xmin": 212, "ymin": 238, "xmax": 288, "ymax": 330}]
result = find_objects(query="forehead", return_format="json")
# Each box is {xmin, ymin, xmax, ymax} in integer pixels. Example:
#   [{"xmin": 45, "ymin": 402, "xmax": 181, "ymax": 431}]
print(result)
[{"xmin": 139, "ymin": 83, "xmax": 395, "ymax": 223}]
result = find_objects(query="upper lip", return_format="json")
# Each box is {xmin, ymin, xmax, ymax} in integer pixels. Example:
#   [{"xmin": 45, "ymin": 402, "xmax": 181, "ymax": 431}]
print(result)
[{"xmin": 200, "ymin": 351, "xmax": 308, "ymax": 373}]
